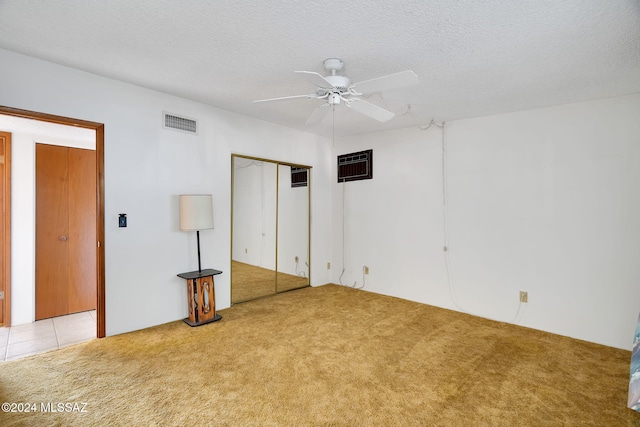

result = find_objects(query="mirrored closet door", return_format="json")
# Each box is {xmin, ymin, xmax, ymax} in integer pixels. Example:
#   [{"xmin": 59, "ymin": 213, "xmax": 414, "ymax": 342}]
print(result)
[{"xmin": 231, "ymin": 155, "xmax": 310, "ymax": 303}]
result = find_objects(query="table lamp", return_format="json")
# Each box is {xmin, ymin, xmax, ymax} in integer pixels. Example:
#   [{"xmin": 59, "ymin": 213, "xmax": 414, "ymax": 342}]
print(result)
[{"xmin": 179, "ymin": 194, "xmax": 213, "ymax": 273}]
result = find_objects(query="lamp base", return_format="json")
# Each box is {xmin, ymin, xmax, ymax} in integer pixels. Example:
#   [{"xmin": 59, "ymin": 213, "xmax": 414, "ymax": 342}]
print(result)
[
  {"xmin": 183, "ymin": 313, "xmax": 222, "ymax": 327},
  {"xmin": 177, "ymin": 269, "xmax": 223, "ymax": 327}
]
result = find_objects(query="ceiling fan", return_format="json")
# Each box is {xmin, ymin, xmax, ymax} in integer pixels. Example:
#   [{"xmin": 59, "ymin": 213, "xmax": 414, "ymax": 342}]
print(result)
[{"xmin": 253, "ymin": 58, "xmax": 419, "ymax": 125}]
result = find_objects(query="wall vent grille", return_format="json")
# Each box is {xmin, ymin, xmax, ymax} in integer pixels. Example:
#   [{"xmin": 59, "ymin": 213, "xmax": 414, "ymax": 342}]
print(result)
[
  {"xmin": 291, "ymin": 167, "xmax": 308, "ymax": 188},
  {"xmin": 337, "ymin": 149, "xmax": 373, "ymax": 183},
  {"xmin": 163, "ymin": 112, "xmax": 198, "ymax": 134}
]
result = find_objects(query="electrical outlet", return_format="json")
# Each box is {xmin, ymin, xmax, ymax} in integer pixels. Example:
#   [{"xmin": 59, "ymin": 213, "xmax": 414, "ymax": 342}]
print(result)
[
  {"xmin": 245, "ymin": 248, "xmax": 248, "ymax": 254},
  {"xmin": 295, "ymin": 256, "xmax": 299, "ymax": 263},
  {"xmin": 327, "ymin": 262, "xmax": 331, "ymax": 270},
  {"xmin": 519, "ymin": 291, "xmax": 528, "ymax": 303},
  {"xmin": 364, "ymin": 266, "xmax": 369, "ymax": 274}
]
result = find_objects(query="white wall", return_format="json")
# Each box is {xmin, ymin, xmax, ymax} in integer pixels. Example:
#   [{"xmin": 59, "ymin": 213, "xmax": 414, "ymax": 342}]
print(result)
[
  {"xmin": 333, "ymin": 93, "xmax": 640, "ymax": 349},
  {"xmin": 0, "ymin": 48, "xmax": 332, "ymax": 335},
  {"xmin": 10, "ymin": 133, "xmax": 35, "ymax": 325}
]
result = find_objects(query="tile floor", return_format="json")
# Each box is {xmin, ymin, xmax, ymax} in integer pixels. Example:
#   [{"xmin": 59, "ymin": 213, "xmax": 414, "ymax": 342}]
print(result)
[{"xmin": 0, "ymin": 310, "xmax": 96, "ymax": 362}]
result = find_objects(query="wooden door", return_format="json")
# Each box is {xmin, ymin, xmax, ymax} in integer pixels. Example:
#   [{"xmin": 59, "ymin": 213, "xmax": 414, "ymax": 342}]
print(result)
[
  {"xmin": 68, "ymin": 148, "xmax": 97, "ymax": 313},
  {"xmin": 36, "ymin": 144, "xmax": 96, "ymax": 320},
  {"xmin": 0, "ymin": 132, "xmax": 10, "ymax": 326}
]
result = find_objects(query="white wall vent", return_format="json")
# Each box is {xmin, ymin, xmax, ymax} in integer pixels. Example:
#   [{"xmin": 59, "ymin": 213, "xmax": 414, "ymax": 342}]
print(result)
[{"xmin": 163, "ymin": 112, "xmax": 198, "ymax": 134}]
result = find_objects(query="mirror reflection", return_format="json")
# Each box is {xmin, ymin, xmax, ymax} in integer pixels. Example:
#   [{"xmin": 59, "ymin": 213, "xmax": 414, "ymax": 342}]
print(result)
[
  {"xmin": 276, "ymin": 164, "xmax": 310, "ymax": 292},
  {"xmin": 231, "ymin": 156, "xmax": 310, "ymax": 303}
]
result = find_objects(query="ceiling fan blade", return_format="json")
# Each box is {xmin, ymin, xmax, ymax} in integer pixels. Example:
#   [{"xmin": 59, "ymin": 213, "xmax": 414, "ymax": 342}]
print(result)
[
  {"xmin": 346, "ymin": 99, "xmax": 395, "ymax": 122},
  {"xmin": 253, "ymin": 94, "xmax": 318, "ymax": 103},
  {"xmin": 306, "ymin": 103, "xmax": 331, "ymax": 125},
  {"xmin": 351, "ymin": 70, "xmax": 418, "ymax": 94},
  {"xmin": 295, "ymin": 71, "xmax": 335, "ymax": 88}
]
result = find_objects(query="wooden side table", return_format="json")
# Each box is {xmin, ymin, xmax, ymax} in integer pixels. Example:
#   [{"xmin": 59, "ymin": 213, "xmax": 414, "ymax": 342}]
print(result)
[{"xmin": 177, "ymin": 269, "xmax": 222, "ymax": 326}]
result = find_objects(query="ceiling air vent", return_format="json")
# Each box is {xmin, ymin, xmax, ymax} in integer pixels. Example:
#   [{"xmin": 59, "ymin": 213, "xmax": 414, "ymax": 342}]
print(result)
[
  {"xmin": 163, "ymin": 112, "xmax": 198, "ymax": 134},
  {"xmin": 337, "ymin": 149, "xmax": 373, "ymax": 183}
]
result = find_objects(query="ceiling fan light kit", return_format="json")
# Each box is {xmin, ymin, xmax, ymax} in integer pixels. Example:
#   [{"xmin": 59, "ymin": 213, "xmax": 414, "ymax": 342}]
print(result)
[{"xmin": 253, "ymin": 58, "xmax": 418, "ymax": 125}]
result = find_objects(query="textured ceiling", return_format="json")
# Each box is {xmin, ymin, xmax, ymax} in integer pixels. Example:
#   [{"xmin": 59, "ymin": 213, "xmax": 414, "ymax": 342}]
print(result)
[{"xmin": 0, "ymin": 0, "xmax": 638, "ymax": 137}]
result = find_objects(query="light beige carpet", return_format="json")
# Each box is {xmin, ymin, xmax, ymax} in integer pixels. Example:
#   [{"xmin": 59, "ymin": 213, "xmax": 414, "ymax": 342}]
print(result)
[
  {"xmin": 1, "ymin": 284, "xmax": 639, "ymax": 426},
  {"xmin": 231, "ymin": 260, "xmax": 308, "ymax": 303}
]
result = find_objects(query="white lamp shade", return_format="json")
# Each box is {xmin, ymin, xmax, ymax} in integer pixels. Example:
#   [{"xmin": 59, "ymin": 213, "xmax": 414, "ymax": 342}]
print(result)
[{"xmin": 179, "ymin": 194, "xmax": 214, "ymax": 230}]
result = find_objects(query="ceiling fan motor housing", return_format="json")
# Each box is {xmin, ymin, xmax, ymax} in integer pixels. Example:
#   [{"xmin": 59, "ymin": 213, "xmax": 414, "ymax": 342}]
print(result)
[{"xmin": 324, "ymin": 75, "xmax": 351, "ymax": 90}]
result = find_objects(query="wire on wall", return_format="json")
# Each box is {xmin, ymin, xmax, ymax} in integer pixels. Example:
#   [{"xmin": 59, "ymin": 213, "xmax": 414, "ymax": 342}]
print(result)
[
  {"xmin": 438, "ymin": 121, "xmax": 525, "ymax": 324},
  {"xmin": 357, "ymin": 265, "xmax": 366, "ymax": 289},
  {"xmin": 295, "ymin": 236, "xmax": 310, "ymax": 278},
  {"xmin": 439, "ymin": 121, "xmax": 464, "ymax": 312},
  {"xmin": 337, "ymin": 181, "xmax": 364, "ymax": 289},
  {"xmin": 402, "ymin": 104, "xmax": 445, "ymax": 132},
  {"xmin": 332, "ymin": 104, "xmax": 364, "ymax": 290},
  {"xmin": 295, "ymin": 258, "xmax": 308, "ymax": 278},
  {"xmin": 332, "ymin": 104, "xmax": 336, "ymax": 148},
  {"xmin": 339, "ymin": 177, "xmax": 347, "ymax": 286},
  {"xmin": 407, "ymin": 113, "xmax": 464, "ymax": 310}
]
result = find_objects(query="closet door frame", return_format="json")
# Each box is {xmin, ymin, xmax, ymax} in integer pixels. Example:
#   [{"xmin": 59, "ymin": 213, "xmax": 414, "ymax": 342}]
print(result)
[{"xmin": 230, "ymin": 154, "xmax": 311, "ymax": 304}]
